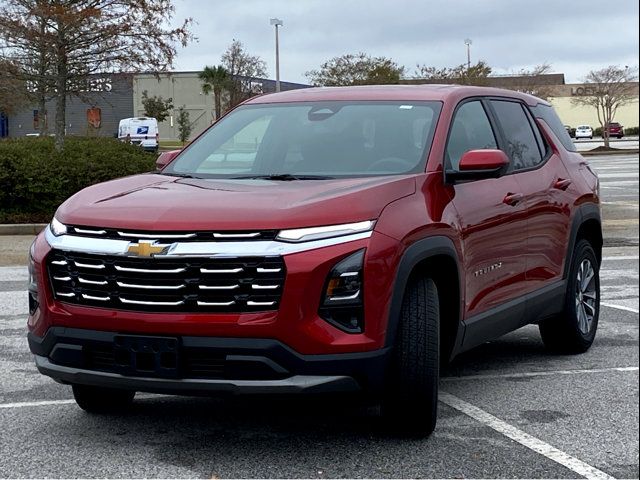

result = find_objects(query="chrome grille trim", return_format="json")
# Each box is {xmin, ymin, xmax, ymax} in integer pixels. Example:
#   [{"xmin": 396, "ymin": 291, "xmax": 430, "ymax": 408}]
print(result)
[
  {"xmin": 82, "ymin": 294, "xmax": 110, "ymax": 301},
  {"xmin": 73, "ymin": 227, "xmax": 106, "ymax": 235},
  {"xmin": 116, "ymin": 281, "xmax": 185, "ymax": 290},
  {"xmin": 197, "ymin": 300, "xmax": 236, "ymax": 306},
  {"xmin": 200, "ymin": 267, "xmax": 243, "ymax": 273},
  {"xmin": 48, "ymin": 251, "xmax": 286, "ymax": 313},
  {"xmin": 74, "ymin": 261, "xmax": 105, "ymax": 270},
  {"xmin": 257, "ymin": 267, "xmax": 281, "ymax": 273},
  {"xmin": 114, "ymin": 265, "xmax": 187, "ymax": 273},
  {"xmin": 117, "ymin": 231, "xmax": 197, "ymax": 239},
  {"xmin": 199, "ymin": 284, "xmax": 239, "ymax": 290},
  {"xmin": 213, "ymin": 232, "xmax": 260, "ymax": 238},
  {"xmin": 78, "ymin": 277, "xmax": 108, "ymax": 286},
  {"xmin": 120, "ymin": 297, "xmax": 185, "ymax": 306},
  {"xmin": 45, "ymin": 227, "xmax": 371, "ymax": 257}
]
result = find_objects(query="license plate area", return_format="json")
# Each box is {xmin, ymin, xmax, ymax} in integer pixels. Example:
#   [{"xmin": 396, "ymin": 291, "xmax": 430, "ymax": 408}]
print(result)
[{"xmin": 113, "ymin": 335, "xmax": 180, "ymax": 378}]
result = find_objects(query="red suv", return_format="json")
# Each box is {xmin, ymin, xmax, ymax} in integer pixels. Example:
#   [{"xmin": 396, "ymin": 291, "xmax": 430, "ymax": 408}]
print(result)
[
  {"xmin": 605, "ymin": 122, "xmax": 624, "ymax": 139},
  {"xmin": 28, "ymin": 86, "xmax": 602, "ymax": 436}
]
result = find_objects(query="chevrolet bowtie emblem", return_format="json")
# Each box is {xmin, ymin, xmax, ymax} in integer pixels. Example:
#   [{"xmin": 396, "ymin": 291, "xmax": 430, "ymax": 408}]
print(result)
[{"xmin": 126, "ymin": 240, "xmax": 167, "ymax": 257}]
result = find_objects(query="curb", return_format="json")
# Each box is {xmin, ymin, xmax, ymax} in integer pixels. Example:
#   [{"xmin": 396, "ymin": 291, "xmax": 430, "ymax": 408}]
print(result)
[
  {"xmin": 0, "ymin": 224, "xmax": 47, "ymax": 236},
  {"xmin": 580, "ymin": 149, "xmax": 639, "ymax": 156}
]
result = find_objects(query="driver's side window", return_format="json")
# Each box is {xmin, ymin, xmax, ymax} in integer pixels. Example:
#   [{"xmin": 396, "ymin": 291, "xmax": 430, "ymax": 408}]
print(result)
[{"xmin": 446, "ymin": 100, "xmax": 498, "ymax": 170}]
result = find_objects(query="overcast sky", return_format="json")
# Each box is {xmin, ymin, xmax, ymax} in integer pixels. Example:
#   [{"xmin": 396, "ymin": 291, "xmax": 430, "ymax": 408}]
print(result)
[{"xmin": 172, "ymin": 0, "xmax": 639, "ymax": 84}]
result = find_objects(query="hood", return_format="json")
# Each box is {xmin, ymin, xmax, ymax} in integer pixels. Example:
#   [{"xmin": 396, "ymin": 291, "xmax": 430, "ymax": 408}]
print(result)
[{"xmin": 56, "ymin": 173, "xmax": 416, "ymax": 231}]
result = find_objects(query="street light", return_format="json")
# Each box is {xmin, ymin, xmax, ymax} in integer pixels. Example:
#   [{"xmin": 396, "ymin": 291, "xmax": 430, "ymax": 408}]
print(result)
[
  {"xmin": 464, "ymin": 38, "xmax": 472, "ymax": 70},
  {"xmin": 270, "ymin": 18, "xmax": 283, "ymax": 92}
]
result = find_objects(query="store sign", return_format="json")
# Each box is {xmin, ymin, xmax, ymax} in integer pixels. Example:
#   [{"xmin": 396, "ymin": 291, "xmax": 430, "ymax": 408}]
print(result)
[{"xmin": 571, "ymin": 86, "xmax": 606, "ymax": 96}]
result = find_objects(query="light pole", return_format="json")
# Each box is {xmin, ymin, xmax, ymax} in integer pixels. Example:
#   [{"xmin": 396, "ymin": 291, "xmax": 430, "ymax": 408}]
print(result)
[
  {"xmin": 270, "ymin": 18, "xmax": 283, "ymax": 92},
  {"xmin": 464, "ymin": 38, "xmax": 472, "ymax": 70}
]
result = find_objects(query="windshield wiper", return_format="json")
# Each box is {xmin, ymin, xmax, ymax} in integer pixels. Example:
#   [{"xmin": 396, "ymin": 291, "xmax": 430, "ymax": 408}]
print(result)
[
  {"xmin": 230, "ymin": 173, "xmax": 334, "ymax": 181},
  {"xmin": 162, "ymin": 172, "xmax": 198, "ymax": 179}
]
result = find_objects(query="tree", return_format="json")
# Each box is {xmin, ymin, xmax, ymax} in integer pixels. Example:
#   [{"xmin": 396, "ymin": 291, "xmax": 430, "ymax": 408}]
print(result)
[
  {"xmin": 221, "ymin": 39, "xmax": 267, "ymax": 108},
  {"xmin": 177, "ymin": 105, "xmax": 192, "ymax": 144},
  {"xmin": 572, "ymin": 65, "xmax": 639, "ymax": 147},
  {"xmin": 141, "ymin": 90, "xmax": 173, "ymax": 122},
  {"xmin": 199, "ymin": 65, "xmax": 229, "ymax": 121},
  {"xmin": 306, "ymin": 53, "xmax": 405, "ymax": 86},
  {"xmin": 0, "ymin": 0, "xmax": 193, "ymax": 150},
  {"xmin": 0, "ymin": 58, "xmax": 31, "ymax": 115},
  {"xmin": 504, "ymin": 63, "xmax": 556, "ymax": 100},
  {"xmin": 414, "ymin": 61, "xmax": 492, "ymax": 85}
]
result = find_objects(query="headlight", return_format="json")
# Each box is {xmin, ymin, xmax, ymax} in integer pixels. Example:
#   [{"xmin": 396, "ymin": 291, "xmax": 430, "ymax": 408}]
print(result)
[
  {"xmin": 276, "ymin": 221, "xmax": 375, "ymax": 243},
  {"xmin": 49, "ymin": 217, "xmax": 67, "ymax": 236},
  {"xmin": 28, "ymin": 242, "xmax": 39, "ymax": 315},
  {"xmin": 319, "ymin": 249, "xmax": 365, "ymax": 333}
]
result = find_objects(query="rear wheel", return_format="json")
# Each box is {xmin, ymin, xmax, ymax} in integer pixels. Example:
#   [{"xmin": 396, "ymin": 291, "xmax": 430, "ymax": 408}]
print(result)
[
  {"xmin": 539, "ymin": 239, "xmax": 600, "ymax": 353},
  {"xmin": 382, "ymin": 277, "xmax": 439, "ymax": 437},
  {"xmin": 72, "ymin": 384, "xmax": 135, "ymax": 413}
]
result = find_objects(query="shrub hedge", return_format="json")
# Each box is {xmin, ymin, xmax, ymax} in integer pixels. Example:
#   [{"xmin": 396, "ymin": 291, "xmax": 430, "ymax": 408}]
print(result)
[{"xmin": 0, "ymin": 137, "xmax": 156, "ymax": 223}]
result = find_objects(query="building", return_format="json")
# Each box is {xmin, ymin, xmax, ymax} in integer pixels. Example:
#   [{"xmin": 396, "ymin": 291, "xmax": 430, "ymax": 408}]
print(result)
[
  {"xmin": 6, "ymin": 74, "xmax": 134, "ymax": 138},
  {"xmin": 132, "ymin": 72, "xmax": 310, "ymax": 141},
  {"xmin": 2, "ymin": 71, "xmax": 637, "ymax": 140}
]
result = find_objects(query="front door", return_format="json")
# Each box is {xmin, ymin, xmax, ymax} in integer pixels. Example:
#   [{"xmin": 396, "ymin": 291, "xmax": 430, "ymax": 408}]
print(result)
[{"xmin": 445, "ymin": 99, "xmax": 529, "ymax": 322}]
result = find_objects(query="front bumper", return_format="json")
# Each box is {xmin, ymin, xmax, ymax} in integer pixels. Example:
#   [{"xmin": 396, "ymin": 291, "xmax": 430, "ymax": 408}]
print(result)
[{"xmin": 28, "ymin": 327, "xmax": 391, "ymax": 395}]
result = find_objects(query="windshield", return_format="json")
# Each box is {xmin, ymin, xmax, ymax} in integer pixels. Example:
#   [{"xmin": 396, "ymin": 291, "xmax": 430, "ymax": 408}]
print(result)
[{"xmin": 164, "ymin": 101, "xmax": 442, "ymax": 179}]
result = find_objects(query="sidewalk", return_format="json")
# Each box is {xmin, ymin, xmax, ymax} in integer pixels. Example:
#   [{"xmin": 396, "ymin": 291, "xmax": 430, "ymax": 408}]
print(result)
[{"xmin": 0, "ymin": 235, "xmax": 34, "ymax": 266}]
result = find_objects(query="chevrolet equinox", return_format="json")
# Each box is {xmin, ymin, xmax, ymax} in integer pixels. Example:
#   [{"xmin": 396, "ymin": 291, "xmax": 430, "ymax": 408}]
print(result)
[{"xmin": 28, "ymin": 85, "xmax": 602, "ymax": 436}]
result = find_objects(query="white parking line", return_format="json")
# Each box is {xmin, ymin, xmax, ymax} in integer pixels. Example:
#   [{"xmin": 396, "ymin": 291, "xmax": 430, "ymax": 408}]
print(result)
[
  {"xmin": 601, "ymin": 302, "xmax": 639, "ymax": 314},
  {"xmin": 439, "ymin": 392, "xmax": 615, "ymax": 480},
  {"xmin": 602, "ymin": 256, "xmax": 639, "ymax": 261},
  {"xmin": 443, "ymin": 366, "xmax": 639, "ymax": 382},
  {"xmin": 0, "ymin": 399, "xmax": 75, "ymax": 409}
]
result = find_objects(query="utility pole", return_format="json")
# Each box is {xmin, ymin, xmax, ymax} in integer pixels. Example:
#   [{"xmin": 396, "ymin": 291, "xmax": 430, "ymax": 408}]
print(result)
[
  {"xmin": 464, "ymin": 38, "xmax": 472, "ymax": 70},
  {"xmin": 270, "ymin": 18, "xmax": 283, "ymax": 92}
]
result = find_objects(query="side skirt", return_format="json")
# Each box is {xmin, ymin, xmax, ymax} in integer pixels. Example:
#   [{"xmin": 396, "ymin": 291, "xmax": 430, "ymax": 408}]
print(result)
[{"xmin": 457, "ymin": 280, "xmax": 566, "ymax": 354}]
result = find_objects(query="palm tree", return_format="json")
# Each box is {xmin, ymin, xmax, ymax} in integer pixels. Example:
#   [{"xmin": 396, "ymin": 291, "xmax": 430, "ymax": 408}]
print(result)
[{"xmin": 199, "ymin": 65, "xmax": 230, "ymax": 121}]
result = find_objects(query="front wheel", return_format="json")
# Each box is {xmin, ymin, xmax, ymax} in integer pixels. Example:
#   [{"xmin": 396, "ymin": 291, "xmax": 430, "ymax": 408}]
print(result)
[
  {"xmin": 539, "ymin": 239, "xmax": 600, "ymax": 353},
  {"xmin": 72, "ymin": 384, "xmax": 135, "ymax": 413},
  {"xmin": 381, "ymin": 277, "xmax": 439, "ymax": 437}
]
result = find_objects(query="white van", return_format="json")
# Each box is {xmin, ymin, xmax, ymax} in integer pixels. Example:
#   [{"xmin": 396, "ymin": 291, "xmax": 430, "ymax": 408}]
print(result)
[{"xmin": 118, "ymin": 117, "xmax": 159, "ymax": 152}]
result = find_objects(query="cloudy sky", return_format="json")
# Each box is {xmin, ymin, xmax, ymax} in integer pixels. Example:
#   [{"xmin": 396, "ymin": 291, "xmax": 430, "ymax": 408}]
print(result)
[{"xmin": 172, "ymin": 0, "xmax": 639, "ymax": 84}]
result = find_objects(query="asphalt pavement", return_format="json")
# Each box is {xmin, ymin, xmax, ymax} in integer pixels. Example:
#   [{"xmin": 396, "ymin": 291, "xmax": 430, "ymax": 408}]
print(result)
[{"xmin": 0, "ymin": 153, "xmax": 638, "ymax": 478}]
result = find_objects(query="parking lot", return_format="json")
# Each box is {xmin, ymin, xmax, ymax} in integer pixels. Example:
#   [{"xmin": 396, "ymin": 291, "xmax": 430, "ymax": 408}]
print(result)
[{"xmin": 0, "ymin": 153, "xmax": 638, "ymax": 479}]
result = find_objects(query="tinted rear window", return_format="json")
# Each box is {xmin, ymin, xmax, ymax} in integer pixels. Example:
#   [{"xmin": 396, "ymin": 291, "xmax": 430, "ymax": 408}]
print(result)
[{"xmin": 531, "ymin": 104, "xmax": 577, "ymax": 152}]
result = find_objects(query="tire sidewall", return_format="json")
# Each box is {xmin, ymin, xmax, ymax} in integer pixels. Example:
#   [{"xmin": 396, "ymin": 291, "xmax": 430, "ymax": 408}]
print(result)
[{"xmin": 566, "ymin": 240, "xmax": 600, "ymax": 346}]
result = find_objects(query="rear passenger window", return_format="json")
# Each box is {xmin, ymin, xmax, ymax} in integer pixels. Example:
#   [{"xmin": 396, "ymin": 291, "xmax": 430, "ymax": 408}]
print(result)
[
  {"xmin": 446, "ymin": 101, "xmax": 497, "ymax": 170},
  {"xmin": 491, "ymin": 100, "xmax": 543, "ymax": 170}
]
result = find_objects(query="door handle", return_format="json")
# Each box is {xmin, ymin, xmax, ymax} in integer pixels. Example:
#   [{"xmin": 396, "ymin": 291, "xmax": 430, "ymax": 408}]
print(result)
[
  {"xmin": 503, "ymin": 192, "xmax": 523, "ymax": 206},
  {"xmin": 554, "ymin": 178, "xmax": 572, "ymax": 190}
]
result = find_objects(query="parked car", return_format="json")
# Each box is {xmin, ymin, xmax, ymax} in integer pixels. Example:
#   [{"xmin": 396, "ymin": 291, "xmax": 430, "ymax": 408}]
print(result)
[
  {"xmin": 118, "ymin": 117, "xmax": 159, "ymax": 152},
  {"xmin": 575, "ymin": 125, "xmax": 593, "ymax": 139},
  {"xmin": 28, "ymin": 85, "xmax": 601, "ymax": 437},
  {"xmin": 564, "ymin": 125, "xmax": 575, "ymax": 138},
  {"xmin": 604, "ymin": 122, "xmax": 624, "ymax": 139}
]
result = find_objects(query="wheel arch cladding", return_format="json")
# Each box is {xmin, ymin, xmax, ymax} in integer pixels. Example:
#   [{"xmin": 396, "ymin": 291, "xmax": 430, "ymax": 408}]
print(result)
[
  {"xmin": 565, "ymin": 204, "xmax": 603, "ymax": 278},
  {"xmin": 385, "ymin": 236, "xmax": 462, "ymax": 362}
]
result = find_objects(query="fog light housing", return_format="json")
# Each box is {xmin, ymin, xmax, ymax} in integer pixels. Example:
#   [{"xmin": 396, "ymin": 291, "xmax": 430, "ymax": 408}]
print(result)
[
  {"xmin": 319, "ymin": 249, "xmax": 365, "ymax": 333},
  {"xmin": 28, "ymin": 242, "xmax": 39, "ymax": 315}
]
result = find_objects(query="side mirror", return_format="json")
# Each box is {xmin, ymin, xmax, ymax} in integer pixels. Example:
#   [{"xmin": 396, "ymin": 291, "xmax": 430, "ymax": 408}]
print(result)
[
  {"xmin": 446, "ymin": 149, "xmax": 509, "ymax": 183},
  {"xmin": 156, "ymin": 149, "xmax": 181, "ymax": 170}
]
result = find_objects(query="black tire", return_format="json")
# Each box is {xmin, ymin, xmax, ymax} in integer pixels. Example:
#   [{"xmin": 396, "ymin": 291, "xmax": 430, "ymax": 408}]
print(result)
[
  {"xmin": 539, "ymin": 239, "xmax": 600, "ymax": 353},
  {"xmin": 72, "ymin": 384, "xmax": 135, "ymax": 413},
  {"xmin": 382, "ymin": 276, "xmax": 439, "ymax": 437}
]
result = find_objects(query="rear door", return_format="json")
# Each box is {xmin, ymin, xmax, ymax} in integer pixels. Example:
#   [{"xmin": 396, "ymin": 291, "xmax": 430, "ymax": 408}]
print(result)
[
  {"xmin": 488, "ymin": 99, "xmax": 572, "ymax": 294},
  {"xmin": 446, "ymin": 99, "xmax": 529, "ymax": 321}
]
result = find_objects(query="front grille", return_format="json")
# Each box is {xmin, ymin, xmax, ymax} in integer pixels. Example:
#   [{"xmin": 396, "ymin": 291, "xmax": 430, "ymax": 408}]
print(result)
[
  {"xmin": 47, "ymin": 250, "xmax": 286, "ymax": 312},
  {"xmin": 67, "ymin": 225, "xmax": 278, "ymax": 242}
]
